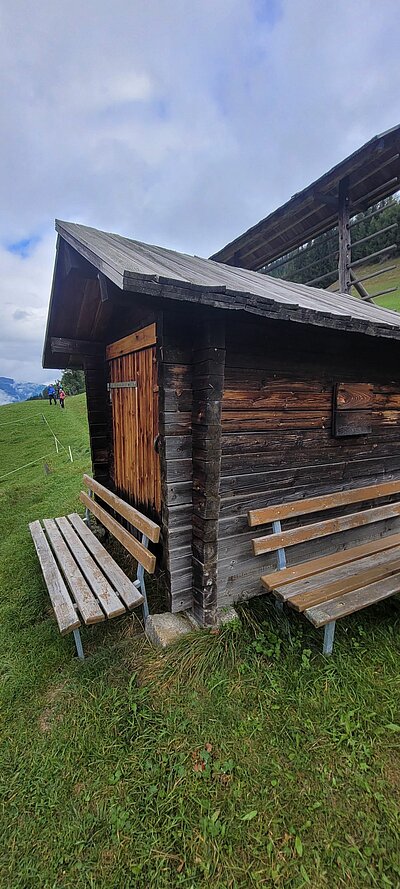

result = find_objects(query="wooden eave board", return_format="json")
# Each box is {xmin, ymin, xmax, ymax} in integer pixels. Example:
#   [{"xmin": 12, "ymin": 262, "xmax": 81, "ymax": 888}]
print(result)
[
  {"xmin": 262, "ymin": 532, "xmax": 400, "ymax": 591},
  {"xmin": 305, "ymin": 573, "xmax": 400, "ymax": 628},
  {"xmin": 67, "ymin": 513, "xmax": 144, "ymax": 610},
  {"xmin": 29, "ymin": 520, "xmax": 80, "ymax": 635},
  {"xmin": 54, "ymin": 517, "xmax": 126, "ymax": 619}
]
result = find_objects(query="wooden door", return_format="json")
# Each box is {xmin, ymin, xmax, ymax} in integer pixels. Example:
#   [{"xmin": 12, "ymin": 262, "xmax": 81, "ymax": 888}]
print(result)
[{"xmin": 106, "ymin": 323, "xmax": 161, "ymax": 513}]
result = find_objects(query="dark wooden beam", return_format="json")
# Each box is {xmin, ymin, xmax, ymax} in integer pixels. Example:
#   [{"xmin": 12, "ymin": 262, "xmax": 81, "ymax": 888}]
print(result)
[
  {"xmin": 313, "ymin": 189, "xmax": 338, "ymax": 209},
  {"xmin": 60, "ymin": 239, "xmax": 98, "ymax": 281},
  {"xmin": 97, "ymin": 272, "xmax": 110, "ymax": 302},
  {"xmin": 338, "ymin": 176, "xmax": 351, "ymax": 293},
  {"xmin": 350, "ymin": 269, "xmax": 371, "ymax": 302},
  {"xmin": 51, "ymin": 337, "xmax": 104, "ymax": 356},
  {"xmin": 191, "ymin": 314, "xmax": 225, "ymax": 626}
]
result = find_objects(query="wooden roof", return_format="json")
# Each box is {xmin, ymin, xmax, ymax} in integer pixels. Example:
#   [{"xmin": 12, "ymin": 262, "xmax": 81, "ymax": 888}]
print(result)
[
  {"xmin": 210, "ymin": 125, "xmax": 400, "ymax": 270},
  {"xmin": 43, "ymin": 218, "xmax": 400, "ymax": 368}
]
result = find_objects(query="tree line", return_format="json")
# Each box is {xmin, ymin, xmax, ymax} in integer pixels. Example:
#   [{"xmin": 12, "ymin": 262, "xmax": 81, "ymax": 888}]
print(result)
[{"xmin": 264, "ymin": 196, "xmax": 400, "ymax": 287}]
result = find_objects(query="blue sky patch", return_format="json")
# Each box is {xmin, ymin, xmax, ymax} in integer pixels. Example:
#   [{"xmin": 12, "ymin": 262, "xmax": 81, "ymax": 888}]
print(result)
[
  {"xmin": 254, "ymin": 0, "xmax": 282, "ymax": 27},
  {"xmin": 7, "ymin": 235, "xmax": 40, "ymax": 258}
]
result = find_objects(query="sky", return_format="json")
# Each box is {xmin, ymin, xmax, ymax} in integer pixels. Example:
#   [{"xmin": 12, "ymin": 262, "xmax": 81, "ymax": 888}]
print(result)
[{"xmin": 0, "ymin": 0, "xmax": 399, "ymax": 383}]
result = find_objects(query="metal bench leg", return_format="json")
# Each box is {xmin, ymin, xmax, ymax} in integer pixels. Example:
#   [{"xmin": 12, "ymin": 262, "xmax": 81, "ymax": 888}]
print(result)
[
  {"xmin": 275, "ymin": 596, "xmax": 284, "ymax": 613},
  {"xmin": 137, "ymin": 564, "xmax": 149, "ymax": 621},
  {"xmin": 136, "ymin": 533, "xmax": 150, "ymax": 621},
  {"xmin": 322, "ymin": 621, "xmax": 335, "ymax": 656},
  {"xmin": 73, "ymin": 628, "xmax": 85, "ymax": 661}
]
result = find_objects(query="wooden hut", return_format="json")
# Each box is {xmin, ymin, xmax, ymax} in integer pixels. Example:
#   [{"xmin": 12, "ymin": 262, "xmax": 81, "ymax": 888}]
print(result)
[{"xmin": 43, "ymin": 220, "xmax": 400, "ymax": 627}]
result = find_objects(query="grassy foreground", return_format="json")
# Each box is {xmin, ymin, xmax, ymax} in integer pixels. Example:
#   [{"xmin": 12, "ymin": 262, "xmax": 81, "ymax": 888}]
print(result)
[{"xmin": 0, "ymin": 395, "xmax": 399, "ymax": 888}]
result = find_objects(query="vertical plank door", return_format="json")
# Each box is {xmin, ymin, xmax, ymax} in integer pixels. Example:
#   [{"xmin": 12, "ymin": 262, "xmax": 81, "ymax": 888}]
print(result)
[{"xmin": 106, "ymin": 324, "xmax": 161, "ymax": 514}]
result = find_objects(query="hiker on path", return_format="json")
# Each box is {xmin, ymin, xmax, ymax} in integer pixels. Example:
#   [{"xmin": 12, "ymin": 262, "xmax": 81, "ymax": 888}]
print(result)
[
  {"xmin": 48, "ymin": 384, "xmax": 56, "ymax": 406},
  {"xmin": 59, "ymin": 388, "xmax": 66, "ymax": 409}
]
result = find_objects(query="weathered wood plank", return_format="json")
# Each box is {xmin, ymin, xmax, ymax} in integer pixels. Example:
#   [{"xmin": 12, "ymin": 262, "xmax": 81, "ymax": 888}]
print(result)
[
  {"xmin": 335, "ymin": 382, "xmax": 374, "ymax": 409},
  {"xmin": 106, "ymin": 323, "xmax": 156, "ymax": 359},
  {"xmin": 53, "ymin": 517, "xmax": 127, "ymax": 619},
  {"xmin": 248, "ymin": 479, "xmax": 400, "ymax": 527},
  {"xmin": 285, "ymin": 549, "xmax": 400, "ymax": 611},
  {"xmin": 42, "ymin": 519, "xmax": 105, "ymax": 625},
  {"xmin": 29, "ymin": 521, "xmax": 81, "ymax": 635},
  {"xmin": 79, "ymin": 491, "xmax": 156, "ymax": 573},
  {"xmin": 261, "ymin": 531, "xmax": 400, "ymax": 591},
  {"xmin": 305, "ymin": 575, "xmax": 400, "ymax": 627},
  {"xmin": 83, "ymin": 474, "xmax": 160, "ymax": 542},
  {"xmin": 253, "ymin": 502, "xmax": 400, "ymax": 556},
  {"xmin": 67, "ymin": 514, "xmax": 143, "ymax": 609}
]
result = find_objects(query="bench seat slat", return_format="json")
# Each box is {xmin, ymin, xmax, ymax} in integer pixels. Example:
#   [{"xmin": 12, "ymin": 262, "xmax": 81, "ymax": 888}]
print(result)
[
  {"xmin": 305, "ymin": 574, "xmax": 400, "ymax": 627},
  {"xmin": 253, "ymin": 502, "xmax": 400, "ymax": 556},
  {"xmin": 248, "ymin": 479, "xmax": 400, "ymax": 527},
  {"xmin": 43, "ymin": 519, "xmax": 105, "ymax": 625},
  {"xmin": 261, "ymin": 532, "xmax": 400, "ymax": 591},
  {"xmin": 83, "ymin": 474, "xmax": 160, "ymax": 543},
  {"xmin": 29, "ymin": 520, "xmax": 81, "ymax": 635},
  {"xmin": 80, "ymin": 491, "xmax": 156, "ymax": 574},
  {"xmin": 275, "ymin": 546, "xmax": 400, "ymax": 602},
  {"xmin": 54, "ymin": 517, "xmax": 126, "ymax": 620},
  {"xmin": 288, "ymin": 552, "xmax": 400, "ymax": 612},
  {"xmin": 67, "ymin": 513, "xmax": 144, "ymax": 610}
]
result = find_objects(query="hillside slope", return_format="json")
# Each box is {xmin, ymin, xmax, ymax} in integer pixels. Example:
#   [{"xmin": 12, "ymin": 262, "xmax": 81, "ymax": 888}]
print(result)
[{"xmin": 328, "ymin": 256, "xmax": 400, "ymax": 311}]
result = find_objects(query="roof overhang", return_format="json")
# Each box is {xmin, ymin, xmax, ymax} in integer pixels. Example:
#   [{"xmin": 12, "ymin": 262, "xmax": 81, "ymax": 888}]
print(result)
[{"xmin": 42, "ymin": 218, "xmax": 400, "ymax": 369}]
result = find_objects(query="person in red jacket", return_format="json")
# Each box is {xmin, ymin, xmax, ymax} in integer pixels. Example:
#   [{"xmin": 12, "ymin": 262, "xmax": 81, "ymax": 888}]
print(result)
[{"xmin": 59, "ymin": 388, "xmax": 66, "ymax": 409}]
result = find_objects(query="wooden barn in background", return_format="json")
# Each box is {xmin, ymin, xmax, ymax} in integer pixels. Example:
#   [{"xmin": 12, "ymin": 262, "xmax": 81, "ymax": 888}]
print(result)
[
  {"xmin": 211, "ymin": 124, "xmax": 400, "ymax": 302},
  {"xmin": 43, "ymin": 219, "xmax": 400, "ymax": 627}
]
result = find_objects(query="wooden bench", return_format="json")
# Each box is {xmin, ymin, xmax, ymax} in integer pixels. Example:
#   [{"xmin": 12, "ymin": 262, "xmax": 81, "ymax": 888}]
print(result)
[
  {"xmin": 29, "ymin": 474, "xmax": 160, "ymax": 659},
  {"xmin": 248, "ymin": 479, "xmax": 400, "ymax": 654}
]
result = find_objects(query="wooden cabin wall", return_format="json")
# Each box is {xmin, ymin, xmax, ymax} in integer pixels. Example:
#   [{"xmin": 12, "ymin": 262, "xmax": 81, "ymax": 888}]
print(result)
[
  {"xmin": 159, "ymin": 308, "xmax": 194, "ymax": 613},
  {"xmin": 217, "ymin": 315, "xmax": 400, "ymax": 609}
]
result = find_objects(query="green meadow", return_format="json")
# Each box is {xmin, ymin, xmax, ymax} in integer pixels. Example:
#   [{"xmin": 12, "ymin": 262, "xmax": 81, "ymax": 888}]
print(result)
[
  {"xmin": 0, "ymin": 394, "xmax": 399, "ymax": 888},
  {"xmin": 328, "ymin": 256, "xmax": 400, "ymax": 311}
]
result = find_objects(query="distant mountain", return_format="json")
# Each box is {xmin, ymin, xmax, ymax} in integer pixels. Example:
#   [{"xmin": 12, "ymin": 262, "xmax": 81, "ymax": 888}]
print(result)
[{"xmin": 0, "ymin": 377, "xmax": 44, "ymax": 406}]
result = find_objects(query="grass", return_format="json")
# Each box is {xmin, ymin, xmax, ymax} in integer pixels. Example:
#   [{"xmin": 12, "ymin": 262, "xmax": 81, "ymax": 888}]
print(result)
[
  {"xmin": 328, "ymin": 256, "xmax": 400, "ymax": 311},
  {"xmin": 0, "ymin": 395, "xmax": 400, "ymax": 887}
]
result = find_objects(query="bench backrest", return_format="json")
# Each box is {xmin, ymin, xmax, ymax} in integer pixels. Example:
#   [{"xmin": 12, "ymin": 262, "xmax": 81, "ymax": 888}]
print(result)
[
  {"xmin": 249, "ymin": 479, "xmax": 400, "ymax": 558},
  {"xmin": 80, "ymin": 474, "xmax": 160, "ymax": 574}
]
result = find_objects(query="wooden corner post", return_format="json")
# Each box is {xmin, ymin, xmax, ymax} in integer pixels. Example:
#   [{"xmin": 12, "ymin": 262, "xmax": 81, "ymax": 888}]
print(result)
[
  {"xmin": 191, "ymin": 313, "xmax": 225, "ymax": 626},
  {"xmin": 338, "ymin": 176, "xmax": 351, "ymax": 294}
]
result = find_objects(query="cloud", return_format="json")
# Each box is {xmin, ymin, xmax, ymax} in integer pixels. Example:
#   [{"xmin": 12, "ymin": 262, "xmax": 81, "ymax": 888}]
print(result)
[
  {"xmin": 0, "ymin": 235, "xmax": 59, "ymax": 383},
  {"xmin": 0, "ymin": 0, "xmax": 399, "ymax": 381}
]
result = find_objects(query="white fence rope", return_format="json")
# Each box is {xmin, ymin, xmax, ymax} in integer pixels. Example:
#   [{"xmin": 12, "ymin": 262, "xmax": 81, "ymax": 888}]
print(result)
[
  {"xmin": 41, "ymin": 414, "xmax": 67, "ymax": 452},
  {"xmin": 0, "ymin": 454, "xmax": 54, "ymax": 481},
  {"xmin": 0, "ymin": 416, "xmax": 41, "ymax": 428},
  {"xmin": 0, "ymin": 411, "xmax": 74, "ymax": 479}
]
